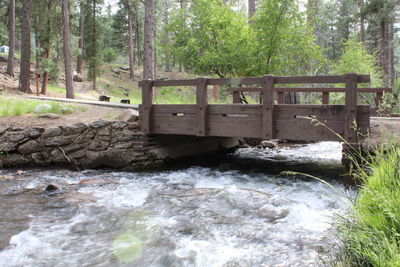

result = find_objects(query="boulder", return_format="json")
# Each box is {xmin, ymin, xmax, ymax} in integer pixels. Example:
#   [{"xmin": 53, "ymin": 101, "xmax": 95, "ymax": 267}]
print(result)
[
  {"xmin": 90, "ymin": 120, "xmax": 110, "ymax": 129},
  {"xmin": 73, "ymin": 73, "xmax": 83, "ymax": 82},
  {"xmin": 42, "ymin": 126, "xmax": 62, "ymax": 137},
  {"xmin": 63, "ymin": 123, "xmax": 88, "ymax": 135},
  {"xmin": 61, "ymin": 107, "xmax": 74, "ymax": 114},
  {"xmin": 260, "ymin": 140, "xmax": 277, "ymax": 149},
  {"xmin": 45, "ymin": 184, "xmax": 59, "ymax": 192},
  {"xmin": 259, "ymin": 204, "xmax": 288, "ymax": 222},
  {"xmin": 34, "ymin": 104, "xmax": 52, "ymax": 114},
  {"xmin": 18, "ymin": 140, "xmax": 41, "ymax": 154},
  {"xmin": 117, "ymin": 109, "xmax": 139, "ymax": 122},
  {"xmin": 111, "ymin": 69, "xmax": 121, "ymax": 75},
  {"xmin": 38, "ymin": 113, "xmax": 60, "ymax": 119},
  {"xmin": 120, "ymin": 66, "xmax": 130, "ymax": 71},
  {"xmin": 0, "ymin": 56, "xmax": 7, "ymax": 63},
  {"xmin": 0, "ymin": 126, "xmax": 9, "ymax": 135}
]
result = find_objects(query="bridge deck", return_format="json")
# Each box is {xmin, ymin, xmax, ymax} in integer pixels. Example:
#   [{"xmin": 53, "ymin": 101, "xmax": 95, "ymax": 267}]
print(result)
[{"xmin": 139, "ymin": 74, "xmax": 391, "ymax": 143}]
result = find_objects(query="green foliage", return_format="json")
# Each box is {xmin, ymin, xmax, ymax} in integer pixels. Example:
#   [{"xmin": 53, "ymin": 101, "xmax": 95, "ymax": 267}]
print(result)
[
  {"xmin": 167, "ymin": 0, "xmax": 254, "ymax": 77},
  {"xmin": 102, "ymin": 48, "xmax": 117, "ymax": 63},
  {"xmin": 332, "ymin": 39, "xmax": 384, "ymax": 87},
  {"xmin": 331, "ymin": 39, "xmax": 384, "ymax": 105},
  {"xmin": 337, "ymin": 145, "xmax": 400, "ymax": 266},
  {"xmin": 251, "ymin": 0, "xmax": 325, "ymax": 76}
]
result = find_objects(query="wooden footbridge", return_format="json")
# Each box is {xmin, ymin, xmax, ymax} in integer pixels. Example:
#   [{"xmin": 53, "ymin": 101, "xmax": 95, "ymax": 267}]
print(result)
[{"xmin": 139, "ymin": 74, "xmax": 391, "ymax": 144}]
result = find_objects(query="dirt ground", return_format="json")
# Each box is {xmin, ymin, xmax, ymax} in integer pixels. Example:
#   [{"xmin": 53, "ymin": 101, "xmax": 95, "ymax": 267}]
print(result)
[{"xmin": 365, "ymin": 117, "xmax": 400, "ymax": 149}]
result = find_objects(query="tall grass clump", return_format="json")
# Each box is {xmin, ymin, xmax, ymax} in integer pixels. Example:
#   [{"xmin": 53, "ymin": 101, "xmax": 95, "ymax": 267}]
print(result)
[
  {"xmin": 0, "ymin": 96, "xmax": 81, "ymax": 117},
  {"xmin": 337, "ymin": 144, "xmax": 400, "ymax": 266}
]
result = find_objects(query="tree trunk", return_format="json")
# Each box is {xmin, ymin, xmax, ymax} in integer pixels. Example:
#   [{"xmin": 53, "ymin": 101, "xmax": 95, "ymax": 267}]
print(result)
[
  {"xmin": 62, "ymin": 0, "xmax": 75, "ymax": 99},
  {"xmin": 41, "ymin": 0, "xmax": 53, "ymax": 95},
  {"xmin": 77, "ymin": 0, "xmax": 84, "ymax": 74},
  {"xmin": 379, "ymin": 19, "xmax": 389, "ymax": 82},
  {"xmin": 358, "ymin": 0, "xmax": 365, "ymax": 43},
  {"xmin": 34, "ymin": 15, "xmax": 40, "ymax": 70},
  {"xmin": 6, "ymin": 0, "xmax": 15, "ymax": 77},
  {"xmin": 127, "ymin": 0, "xmax": 135, "ymax": 79},
  {"xmin": 143, "ymin": 0, "xmax": 155, "ymax": 80},
  {"xmin": 389, "ymin": 21, "xmax": 395, "ymax": 87},
  {"xmin": 92, "ymin": 0, "xmax": 97, "ymax": 91},
  {"xmin": 248, "ymin": 0, "xmax": 256, "ymax": 19},
  {"xmin": 19, "ymin": 0, "xmax": 32, "ymax": 94}
]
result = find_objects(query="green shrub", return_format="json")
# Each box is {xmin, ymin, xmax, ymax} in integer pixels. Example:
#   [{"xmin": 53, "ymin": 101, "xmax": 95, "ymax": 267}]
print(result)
[
  {"xmin": 337, "ymin": 145, "xmax": 400, "ymax": 266},
  {"xmin": 103, "ymin": 48, "xmax": 117, "ymax": 63}
]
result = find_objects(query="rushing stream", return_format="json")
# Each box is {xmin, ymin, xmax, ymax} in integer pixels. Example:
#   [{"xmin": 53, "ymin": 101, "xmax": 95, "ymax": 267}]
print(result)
[{"xmin": 0, "ymin": 142, "xmax": 352, "ymax": 267}]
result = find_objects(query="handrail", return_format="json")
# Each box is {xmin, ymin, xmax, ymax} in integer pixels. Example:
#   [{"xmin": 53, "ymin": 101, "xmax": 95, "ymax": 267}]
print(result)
[
  {"xmin": 230, "ymin": 87, "xmax": 392, "ymax": 93},
  {"xmin": 138, "ymin": 74, "xmax": 371, "ymax": 87}
]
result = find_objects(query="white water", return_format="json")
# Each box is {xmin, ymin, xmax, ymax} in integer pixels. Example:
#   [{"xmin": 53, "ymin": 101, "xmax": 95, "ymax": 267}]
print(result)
[{"xmin": 0, "ymin": 142, "xmax": 351, "ymax": 267}]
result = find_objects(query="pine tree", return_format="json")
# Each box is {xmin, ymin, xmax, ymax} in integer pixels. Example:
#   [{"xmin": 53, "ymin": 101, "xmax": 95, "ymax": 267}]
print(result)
[
  {"xmin": 62, "ymin": 0, "xmax": 74, "ymax": 98},
  {"xmin": 19, "ymin": 0, "xmax": 32, "ymax": 93},
  {"xmin": 6, "ymin": 0, "xmax": 15, "ymax": 77},
  {"xmin": 144, "ymin": 0, "xmax": 155, "ymax": 79}
]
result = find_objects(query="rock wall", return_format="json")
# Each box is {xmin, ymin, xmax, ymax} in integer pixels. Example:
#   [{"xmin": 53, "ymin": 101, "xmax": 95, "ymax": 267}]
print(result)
[{"xmin": 0, "ymin": 120, "xmax": 163, "ymax": 170}]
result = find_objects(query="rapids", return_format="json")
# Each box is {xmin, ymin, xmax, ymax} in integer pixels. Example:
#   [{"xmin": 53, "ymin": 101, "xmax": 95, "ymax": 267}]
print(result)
[{"xmin": 0, "ymin": 142, "xmax": 351, "ymax": 266}]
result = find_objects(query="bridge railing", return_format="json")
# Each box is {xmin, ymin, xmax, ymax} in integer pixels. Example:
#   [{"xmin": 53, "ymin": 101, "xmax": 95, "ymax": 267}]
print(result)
[{"xmin": 139, "ymin": 74, "xmax": 391, "ymax": 143}]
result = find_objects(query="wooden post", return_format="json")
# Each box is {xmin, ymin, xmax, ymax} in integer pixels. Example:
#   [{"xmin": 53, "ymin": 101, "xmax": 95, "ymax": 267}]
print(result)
[
  {"xmin": 375, "ymin": 92, "xmax": 383, "ymax": 107},
  {"xmin": 344, "ymin": 73, "xmax": 358, "ymax": 143},
  {"xmin": 262, "ymin": 75, "xmax": 275, "ymax": 140},
  {"xmin": 196, "ymin": 78, "xmax": 208, "ymax": 136},
  {"xmin": 233, "ymin": 91, "xmax": 241, "ymax": 104},
  {"xmin": 141, "ymin": 79, "xmax": 153, "ymax": 135},
  {"xmin": 277, "ymin": 92, "xmax": 284, "ymax": 104},
  {"xmin": 322, "ymin": 92, "xmax": 329, "ymax": 104}
]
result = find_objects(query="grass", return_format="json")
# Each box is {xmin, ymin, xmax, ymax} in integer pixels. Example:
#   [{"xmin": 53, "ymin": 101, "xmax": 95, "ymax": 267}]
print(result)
[
  {"xmin": 336, "ymin": 144, "xmax": 400, "ymax": 266},
  {"xmin": 0, "ymin": 96, "xmax": 85, "ymax": 117}
]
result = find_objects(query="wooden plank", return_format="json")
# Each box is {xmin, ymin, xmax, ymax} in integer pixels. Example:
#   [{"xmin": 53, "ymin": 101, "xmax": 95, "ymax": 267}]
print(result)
[
  {"xmin": 262, "ymin": 75, "xmax": 275, "ymax": 140},
  {"xmin": 274, "ymin": 105, "xmax": 369, "ymax": 120},
  {"xmin": 277, "ymin": 92, "xmax": 285, "ymax": 104},
  {"xmin": 322, "ymin": 92, "xmax": 330, "ymax": 104},
  {"xmin": 141, "ymin": 79, "xmax": 153, "ymax": 135},
  {"xmin": 152, "ymin": 115, "xmax": 197, "ymax": 135},
  {"xmin": 207, "ymin": 77, "xmax": 263, "ymax": 85},
  {"xmin": 208, "ymin": 116, "xmax": 261, "ymax": 138},
  {"xmin": 344, "ymin": 73, "xmax": 358, "ymax": 143},
  {"xmin": 274, "ymin": 75, "xmax": 370, "ymax": 84},
  {"xmin": 231, "ymin": 87, "xmax": 390, "ymax": 93},
  {"xmin": 232, "ymin": 91, "xmax": 241, "ymax": 103},
  {"xmin": 208, "ymin": 104, "xmax": 262, "ymax": 116},
  {"xmin": 152, "ymin": 104, "xmax": 197, "ymax": 115},
  {"xmin": 144, "ymin": 79, "xmax": 197, "ymax": 87},
  {"xmin": 358, "ymin": 87, "xmax": 391, "ymax": 93},
  {"xmin": 196, "ymin": 78, "xmax": 208, "ymax": 136},
  {"xmin": 275, "ymin": 119, "xmax": 344, "ymax": 141}
]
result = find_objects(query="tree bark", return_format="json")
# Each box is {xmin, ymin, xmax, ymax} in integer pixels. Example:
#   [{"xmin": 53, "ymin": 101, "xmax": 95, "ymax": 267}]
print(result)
[
  {"xmin": 19, "ymin": 0, "xmax": 32, "ymax": 94},
  {"xmin": 77, "ymin": 0, "xmax": 84, "ymax": 74},
  {"xmin": 62, "ymin": 0, "xmax": 75, "ymax": 98},
  {"xmin": 34, "ymin": 15, "xmax": 40, "ymax": 70},
  {"xmin": 6, "ymin": 0, "xmax": 15, "ymax": 77},
  {"xmin": 143, "ymin": 0, "xmax": 155, "ymax": 79},
  {"xmin": 359, "ymin": 0, "xmax": 365, "ymax": 43},
  {"xmin": 126, "ymin": 0, "xmax": 135, "ymax": 79},
  {"xmin": 379, "ymin": 19, "xmax": 389, "ymax": 81},
  {"xmin": 248, "ymin": 0, "xmax": 256, "ymax": 19},
  {"xmin": 41, "ymin": 0, "xmax": 53, "ymax": 95},
  {"xmin": 92, "ymin": 0, "xmax": 97, "ymax": 91}
]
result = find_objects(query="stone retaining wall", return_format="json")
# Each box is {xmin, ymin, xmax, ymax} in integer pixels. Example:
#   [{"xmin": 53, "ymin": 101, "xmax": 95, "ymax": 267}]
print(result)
[{"xmin": 0, "ymin": 120, "xmax": 163, "ymax": 170}]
